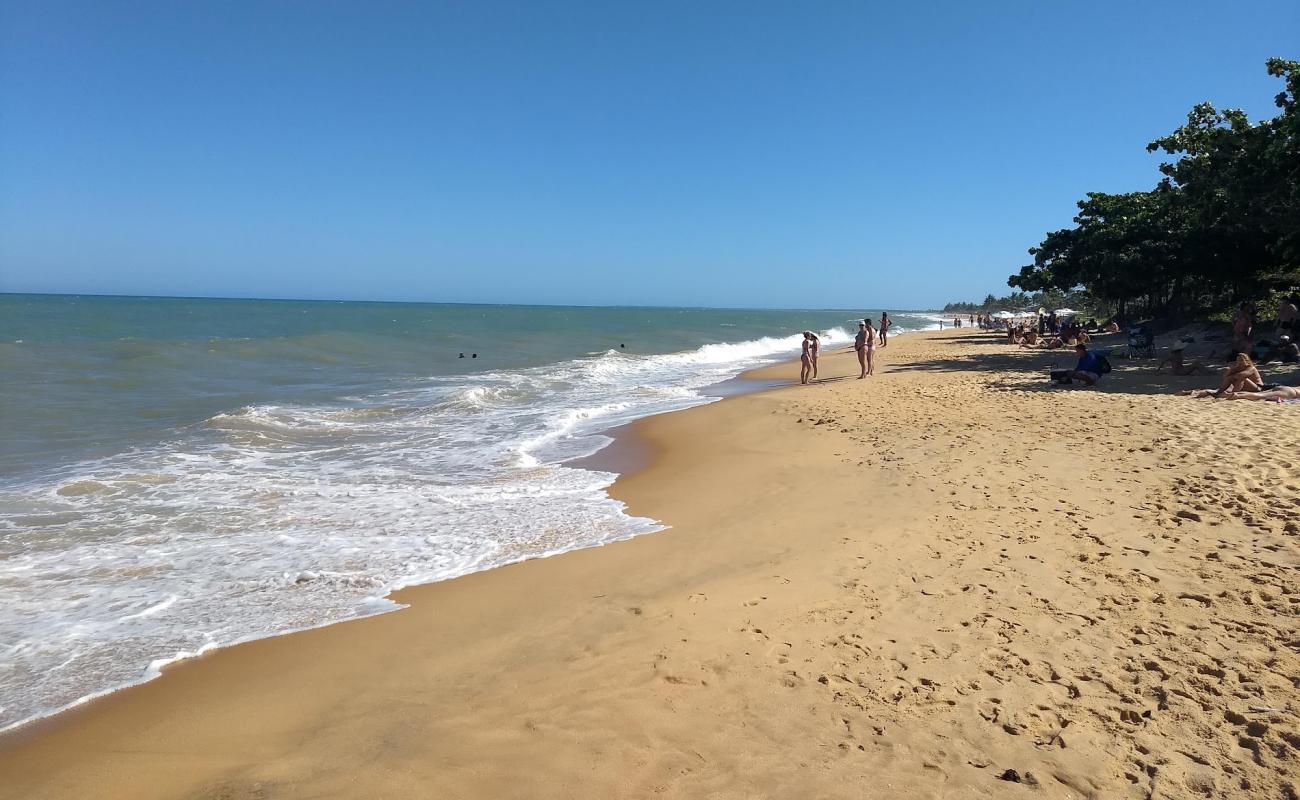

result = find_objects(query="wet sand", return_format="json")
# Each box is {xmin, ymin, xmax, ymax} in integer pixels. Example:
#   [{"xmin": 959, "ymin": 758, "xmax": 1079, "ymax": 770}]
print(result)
[{"xmin": 2, "ymin": 329, "xmax": 1298, "ymax": 799}]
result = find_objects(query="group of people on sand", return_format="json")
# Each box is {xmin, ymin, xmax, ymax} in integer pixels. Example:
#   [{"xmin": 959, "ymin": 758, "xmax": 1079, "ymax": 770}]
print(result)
[
  {"xmin": 1178, "ymin": 351, "xmax": 1300, "ymax": 401},
  {"xmin": 799, "ymin": 312, "xmax": 893, "ymax": 384},
  {"xmin": 852, "ymin": 313, "xmax": 891, "ymax": 379},
  {"xmin": 1162, "ymin": 296, "xmax": 1300, "ymax": 401}
]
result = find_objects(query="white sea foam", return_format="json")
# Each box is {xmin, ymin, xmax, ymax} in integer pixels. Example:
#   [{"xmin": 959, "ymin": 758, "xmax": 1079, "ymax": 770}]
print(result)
[{"xmin": 0, "ymin": 324, "xmax": 851, "ymax": 733}]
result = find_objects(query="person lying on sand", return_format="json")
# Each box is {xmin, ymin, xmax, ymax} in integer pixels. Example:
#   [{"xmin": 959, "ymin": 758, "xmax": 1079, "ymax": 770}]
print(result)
[
  {"xmin": 1220, "ymin": 385, "xmax": 1300, "ymax": 401},
  {"xmin": 1018, "ymin": 329, "xmax": 1039, "ymax": 347},
  {"xmin": 1156, "ymin": 342, "xmax": 1207, "ymax": 375}
]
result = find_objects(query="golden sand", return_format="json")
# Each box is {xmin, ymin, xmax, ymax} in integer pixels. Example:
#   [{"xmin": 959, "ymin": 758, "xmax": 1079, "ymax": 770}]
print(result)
[{"xmin": 2, "ymin": 330, "xmax": 1297, "ymax": 799}]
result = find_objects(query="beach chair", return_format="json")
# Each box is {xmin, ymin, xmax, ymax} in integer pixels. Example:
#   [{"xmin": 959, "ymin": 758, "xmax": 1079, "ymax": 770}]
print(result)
[{"xmin": 1127, "ymin": 328, "xmax": 1154, "ymax": 359}]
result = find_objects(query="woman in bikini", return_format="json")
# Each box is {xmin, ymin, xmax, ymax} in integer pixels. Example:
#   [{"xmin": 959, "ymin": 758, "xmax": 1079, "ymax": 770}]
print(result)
[
  {"xmin": 807, "ymin": 331, "xmax": 821, "ymax": 380},
  {"xmin": 854, "ymin": 321, "xmax": 868, "ymax": 378},
  {"xmin": 1222, "ymin": 385, "xmax": 1300, "ymax": 401},
  {"xmin": 800, "ymin": 333, "xmax": 813, "ymax": 385},
  {"xmin": 1181, "ymin": 353, "xmax": 1263, "ymax": 397},
  {"xmin": 862, "ymin": 319, "xmax": 876, "ymax": 376}
]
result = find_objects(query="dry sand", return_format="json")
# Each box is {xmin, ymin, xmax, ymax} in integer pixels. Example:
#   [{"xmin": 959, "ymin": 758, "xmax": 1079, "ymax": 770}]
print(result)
[{"xmin": 2, "ymin": 330, "xmax": 1298, "ymax": 800}]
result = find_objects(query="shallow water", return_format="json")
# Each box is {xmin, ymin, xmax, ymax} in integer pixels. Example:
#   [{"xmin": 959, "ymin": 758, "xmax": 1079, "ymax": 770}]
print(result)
[{"xmin": 0, "ymin": 294, "xmax": 939, "ymax": 730}]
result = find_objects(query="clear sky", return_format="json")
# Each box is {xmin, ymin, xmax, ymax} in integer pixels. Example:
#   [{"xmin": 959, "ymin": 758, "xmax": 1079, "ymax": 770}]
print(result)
[{"xmin": 1, "ymin": 1, "xmax": 1295, "ymax": 309}]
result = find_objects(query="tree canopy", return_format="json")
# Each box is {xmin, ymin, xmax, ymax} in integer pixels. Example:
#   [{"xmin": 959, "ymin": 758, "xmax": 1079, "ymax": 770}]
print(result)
[{"xmin": 1007, "ymin": 58, "xmax": 1300, "ymax": 321}]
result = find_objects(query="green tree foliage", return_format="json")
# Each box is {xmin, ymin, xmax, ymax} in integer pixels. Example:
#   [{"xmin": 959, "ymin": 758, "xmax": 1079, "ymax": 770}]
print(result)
[
  {"xmin": 942, "ymin": 288, "xmax": 1092, "ymax": 313},
  {"xmin": 1008, "ymin": 58, "xmax": 1299, "ymax": 320}
]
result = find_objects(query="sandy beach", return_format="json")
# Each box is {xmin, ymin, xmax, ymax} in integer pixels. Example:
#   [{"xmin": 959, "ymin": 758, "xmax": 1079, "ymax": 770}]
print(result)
[{"xmin": 2, "ymin": 329, "xmax": 1298, "ymax": 800}]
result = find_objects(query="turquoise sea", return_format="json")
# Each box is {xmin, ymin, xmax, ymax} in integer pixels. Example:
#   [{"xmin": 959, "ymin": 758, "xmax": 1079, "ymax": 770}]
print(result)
[{"xmin": 0, "ymin": 294, "xmax": 941, "ymax": 731}]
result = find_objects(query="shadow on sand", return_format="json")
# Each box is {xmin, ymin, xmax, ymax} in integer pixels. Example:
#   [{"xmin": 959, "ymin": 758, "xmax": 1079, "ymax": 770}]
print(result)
[{"xmin": 887, "ymin": 338, "xmax": 1300, "ymax": 396}]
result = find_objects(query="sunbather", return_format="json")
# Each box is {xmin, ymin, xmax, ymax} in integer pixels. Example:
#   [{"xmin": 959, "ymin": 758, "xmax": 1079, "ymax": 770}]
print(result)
[{"xmin": 1221, "ymin": 385, "xmax": 1300, "ymax": 401}]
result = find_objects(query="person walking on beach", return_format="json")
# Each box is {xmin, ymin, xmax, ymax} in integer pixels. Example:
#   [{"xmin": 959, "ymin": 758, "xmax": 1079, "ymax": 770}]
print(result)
[
  {"xmin": 800, "ymin": 333, "xmax": 813, "ymax": 384},
  {"xmin": 879, "ymin": 312, "xmax": 891, "ymax": 347}
]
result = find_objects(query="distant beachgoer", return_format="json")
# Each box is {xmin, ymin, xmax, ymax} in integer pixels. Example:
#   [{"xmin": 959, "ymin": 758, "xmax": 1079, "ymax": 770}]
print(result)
[
  {"xmin": 862, "ymin": 319, "xmax": 876, "ymax": 376},
  {"xmin": 854, "ymin": 322, "xmax": 868, "ymax": 377},
  {"xmin": 1278, "ymin": 297, "xmax": 1298, "ymax": 334},
  {"xmin": 800, "ymin": 333, "xmax": 813, "ymax": 385},
  {"xmin": 472, "ymin": 353, "xmax": 478, "ymax": 358},
  {"xmin": 1156, "ymin": 342, "xmax": 1207, "ymax": 375},
  {"xmin": 879, "ymin": 313, "xmax": 891, "ymax": 347},
  {"xmin": 1255, "ymin": 335, "xmax": 1299, "ymax": 364},
  {"xmin": 459, "ymin": 353, "xmax": 465, "ymax": 358},
  {"xmin": 1105, "ymin": 321, "xmax": 1121, "ymax": 333},
  {"xmin": 808, "ymin": 331, "xmax": 821, "ymax": 379},
  {"xmin": 1070, "ymin": 343, "xmax": 1104, "ymax": 386},
  {"xmin": 1233, "ymin": 303, "xmax": 1255, "ymax": 351}
]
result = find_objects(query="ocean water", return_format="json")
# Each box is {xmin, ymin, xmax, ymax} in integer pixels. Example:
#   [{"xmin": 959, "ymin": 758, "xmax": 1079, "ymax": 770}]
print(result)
[{"xmin": 0, "ymin": 294, "xmax": 939, "ymax": 731}]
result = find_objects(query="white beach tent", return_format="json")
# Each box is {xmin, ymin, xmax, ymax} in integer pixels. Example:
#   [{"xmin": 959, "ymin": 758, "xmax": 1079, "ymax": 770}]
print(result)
[{"xmin": 1053, "ymin": 308, "xmax": 1079, "ymax": 316}]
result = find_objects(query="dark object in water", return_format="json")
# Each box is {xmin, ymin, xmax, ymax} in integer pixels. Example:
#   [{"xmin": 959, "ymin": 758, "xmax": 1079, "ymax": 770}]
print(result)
[
  {"xmin": 458, "ymin": 353, "xmax": 465, "ymax": 358},
  {"xmin": 472, "ymin": 353, "xmax": 477, "ymax": 358}
]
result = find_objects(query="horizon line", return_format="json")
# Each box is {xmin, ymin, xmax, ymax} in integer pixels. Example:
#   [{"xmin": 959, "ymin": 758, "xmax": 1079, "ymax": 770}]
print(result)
[{"xmin": 0, "ymin": 290, "xmax": 944, "ymax": 314}]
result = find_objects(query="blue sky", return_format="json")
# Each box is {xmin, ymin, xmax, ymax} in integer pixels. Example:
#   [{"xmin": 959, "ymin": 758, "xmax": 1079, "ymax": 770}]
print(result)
[{"xmin": 1, "ymin": 1, "xmax": 1295, "ymax": 309}]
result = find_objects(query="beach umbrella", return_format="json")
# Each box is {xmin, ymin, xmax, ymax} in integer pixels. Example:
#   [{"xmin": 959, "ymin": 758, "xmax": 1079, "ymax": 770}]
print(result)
[{"xmin": 1054, "ymin": 308, "xmax": 1078, "ymax": 315}]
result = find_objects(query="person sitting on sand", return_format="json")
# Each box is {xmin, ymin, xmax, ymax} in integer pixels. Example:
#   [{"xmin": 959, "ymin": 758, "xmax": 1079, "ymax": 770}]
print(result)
[
  {"xmin": 1019, "ymin": 329, "xmax": 1040, "ymax": 347},
  {"xmin": 1069, "ymin": 343, "xmax": 1104, "ymax": 386},
  {"xmin": 1156, "ymin": 341, "xmax": 1207, "ymax": 375},
  {"xmin": 800, "ymin": 333, "xmax": 813, "ymax": 385},
  {"xmin": 1258, "ymin": 335, "xmax": 1300, "ymax": 364},
  {"xmin": 1180, "ymin": 353, "xmax": 1262, "ymax": 397},
  {"xmin": 1104, "ymin": 320, "xmax": 1121, "ymax": 333}
]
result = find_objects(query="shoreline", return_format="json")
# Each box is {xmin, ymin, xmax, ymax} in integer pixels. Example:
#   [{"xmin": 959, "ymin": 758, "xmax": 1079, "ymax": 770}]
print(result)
[
  {"xmin": 4, "ymin": 328, "xmax": 1297, "ymax": 799},
  {"xmin": 0, "ymin": 339, "xmax": 813, "ymax": 743}
]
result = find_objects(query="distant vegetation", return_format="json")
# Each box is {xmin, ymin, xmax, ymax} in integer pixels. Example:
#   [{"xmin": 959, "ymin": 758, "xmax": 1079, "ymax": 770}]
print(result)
[
  {"xmin": 942, "ymin": 289, "xmax": 1093, "ymax": 314},
  {"xmin": 1000, "ymin": 58, "xmax": 1299, "ymax": 322}
]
